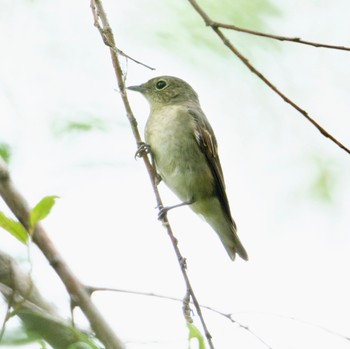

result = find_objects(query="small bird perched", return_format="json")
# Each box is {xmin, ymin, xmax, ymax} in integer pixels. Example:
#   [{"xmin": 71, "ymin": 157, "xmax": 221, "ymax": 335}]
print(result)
[{"xmin": 127, "ymin": 76, "xmax": 248, "ymax": 261}]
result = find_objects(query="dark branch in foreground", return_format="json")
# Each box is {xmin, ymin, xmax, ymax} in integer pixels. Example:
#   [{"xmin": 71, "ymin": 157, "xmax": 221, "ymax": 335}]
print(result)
[
  {"xmin": 0, "ymin": 251, "xmax": 84, "ymax": 349},
  {"xmin": 90, "ymin": 1, "xmax": 216, "ymax": 348},
  {"xmin": 187, "ymin": 0, "xmax": 350, "ymax": 156},
  {"xmin": 0, "ymin": 159, "xmax": 124, "ymax": 349}
]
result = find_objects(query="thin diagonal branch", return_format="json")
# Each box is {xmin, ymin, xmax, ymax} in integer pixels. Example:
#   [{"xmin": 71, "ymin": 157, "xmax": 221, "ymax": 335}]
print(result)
[
  {"xmin": 90, "ymin": 5, "xmax": 154, "ymax": 71},
  {"xmin": 112, "ymin": 47, "xmax": 155, "ymax": 71},
  {"xmin": 205, "ymin": 20, "xmax": 350, "ymax": 52},
  {"xmin": 237, "ymin": 311, "xmax": 350, "ymax": 343},
  {"xmin": 187, "ymin": 0, "xmax": 350, "ymax": 156},
  {"xmin": 90, "ymin": 1, "xmax": 215, "ymax": 348},
  {"xmin": 188, "ymin": 0, "xmax": 350, "ymax": 51}
]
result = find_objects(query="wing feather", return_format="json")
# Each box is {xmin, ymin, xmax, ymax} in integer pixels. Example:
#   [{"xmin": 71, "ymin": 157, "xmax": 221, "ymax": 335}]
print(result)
[{"xmin": 188, "ymin": 108, "xmax": 235, "ymax": 227}]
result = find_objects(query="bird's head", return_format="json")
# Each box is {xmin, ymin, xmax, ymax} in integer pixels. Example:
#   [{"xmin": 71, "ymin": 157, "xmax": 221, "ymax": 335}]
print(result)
[{"xmin": 127, "ymin": 76, "xmax": 199, "ymax": 107}]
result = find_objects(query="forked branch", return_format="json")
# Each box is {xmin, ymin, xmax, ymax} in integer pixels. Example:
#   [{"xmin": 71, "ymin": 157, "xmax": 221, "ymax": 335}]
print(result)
[{"xmin": 187, "ymin": 0, "xmax": 350, "ymax": 155}]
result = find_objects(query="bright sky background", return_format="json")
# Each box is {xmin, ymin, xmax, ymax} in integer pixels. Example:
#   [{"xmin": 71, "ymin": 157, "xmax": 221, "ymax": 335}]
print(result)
[{"xmin": 1, "ymin": 1, "xmax": 350, "ymax": 349}]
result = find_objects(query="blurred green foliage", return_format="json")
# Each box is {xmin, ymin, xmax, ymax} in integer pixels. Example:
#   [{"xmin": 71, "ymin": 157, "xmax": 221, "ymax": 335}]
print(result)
[
  {"xmin": 0, "ymin": 323, "xmax": 102, "ymax": 349},
  {"xmin": 52, "ymin": 116, "xmax": 107, "ymax": 137},
  {"xmin": 0, "ymin": 143, "xmax": 11, "ymax": 164},
  {"xmin": 209, "ymin": 0, "xmax": 279, "ymax": 25},
  {"xmin": 0, "ymin": 327, "xmax": 40, "ymax": 346},
  {"xmin": 309, "ymin": 157, "xmax": 335, "ymax": 202},
  {"xmin": 150, "ymin": 0, "xmax": 280, "ymax": 57}
]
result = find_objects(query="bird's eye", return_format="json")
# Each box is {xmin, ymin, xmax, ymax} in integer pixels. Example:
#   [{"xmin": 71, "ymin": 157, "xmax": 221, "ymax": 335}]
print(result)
[{"xmin": 155, "ymin": 80, "xmax": 167, "ymax": 90}]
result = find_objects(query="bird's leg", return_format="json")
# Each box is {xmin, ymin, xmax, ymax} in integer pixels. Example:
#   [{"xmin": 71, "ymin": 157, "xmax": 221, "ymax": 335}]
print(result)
[{"xmin": 158, "ymin": 197, "xmax": 195, "ymax": 220}]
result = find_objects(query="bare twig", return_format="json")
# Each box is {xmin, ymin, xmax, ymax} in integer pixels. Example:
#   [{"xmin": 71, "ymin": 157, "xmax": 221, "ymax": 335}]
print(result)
[
  {"xmin": 187, "ymin": 0, "xmax": 350, "ymax": 51},
  {"xmin": 279, "ymin": 314, "xmax": 350, "ymax": 342},
  {"xmin": 187, "ymin": 0, "xmax": 350, "ymax": 156},
  {"xmin": 207, "ymin": 21, "xmax": 350, "ymax": 52},
  {"xmin": 90, "ymin": 1, "xmax": 154, "ymax": 71},
  {"xmin": 213, "ymin": 309, "xmax": 350, "ymax": 347},
  {"xmin": 238, "ymin": 311, "xmax": 350, "ymax": 343},
  {"xmin": 90, "ymin": 1, "xmax": 215, "ymax": 348},
  {"xmin": 111, "ymin": 47, "xmax": 155, "ymax": 71},
  {"xmin": 88, "ymin": 286, "xmax": 273, "ymax": 349},
  {"xmin": 0, "ymin": 159, "xmax": 124, "ymax": 349},
  {"xmin": 91, "ymin": 286, "xmax": 350, "ymax": 347}
]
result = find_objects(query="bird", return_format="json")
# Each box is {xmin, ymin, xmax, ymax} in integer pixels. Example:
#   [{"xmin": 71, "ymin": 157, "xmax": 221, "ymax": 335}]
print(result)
[{"xmin": 127, "ymin": 76, "xmax": 248, "ymax": 261}]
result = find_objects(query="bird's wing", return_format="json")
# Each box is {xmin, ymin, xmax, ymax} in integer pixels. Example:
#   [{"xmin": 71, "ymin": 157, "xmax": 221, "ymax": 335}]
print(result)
[{"xmin": 188, "ymin": 108, "xmax": 235, "ymax": 226}]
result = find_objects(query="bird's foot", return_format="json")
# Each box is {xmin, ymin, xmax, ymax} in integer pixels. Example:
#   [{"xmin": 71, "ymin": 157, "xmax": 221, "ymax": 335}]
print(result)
[
  {"xmin": 157, "ymin": 199, "xmax": 194, "ymax": 220},
  {"xmin": 157, "ymin": 205, "xmax": 168, "ymax": 220},
  {"xmin": 135, "ymin": 142, "xmax": 151, "ymax": 159}
]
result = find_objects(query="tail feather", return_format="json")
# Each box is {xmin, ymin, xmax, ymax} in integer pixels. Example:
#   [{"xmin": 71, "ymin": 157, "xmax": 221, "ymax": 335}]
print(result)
[
  {"xmin": 222, "ymin": 227, "xmax": 248, "ymax": 261},
  {"xmin": 192, "ymin": 197, "xmax": 248, "ymax": 261}
]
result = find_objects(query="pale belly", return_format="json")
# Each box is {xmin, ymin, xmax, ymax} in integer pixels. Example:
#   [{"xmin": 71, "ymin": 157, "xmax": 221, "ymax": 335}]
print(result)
[{"xmin": 145, "ymin": 106, "xmax": 214, "ymax": 202}]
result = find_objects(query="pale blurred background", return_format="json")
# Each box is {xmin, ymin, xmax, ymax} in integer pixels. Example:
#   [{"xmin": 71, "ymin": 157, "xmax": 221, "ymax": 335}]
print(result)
[{"xmin": 1, "ymin": 0, "xmax": 350, "ymax": 348}]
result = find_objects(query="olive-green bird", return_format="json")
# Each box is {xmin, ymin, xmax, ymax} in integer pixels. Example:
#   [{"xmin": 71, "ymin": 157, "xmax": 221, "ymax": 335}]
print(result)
[{"xmin": 128, "ymin": 76, "xmax": 248, "ymax": 261}]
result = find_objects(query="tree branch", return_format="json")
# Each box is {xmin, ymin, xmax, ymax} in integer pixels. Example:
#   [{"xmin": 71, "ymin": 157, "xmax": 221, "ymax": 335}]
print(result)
[
  {"xmin": 111, "ymin": 47, "xmax": 156, "ymax": 71},
  {"xmin": 90, "ymin": 1, "xmax": 216, "ymax": 348},
  {"xmin": 192, "ymin": 8, "xmax": 350, "ymax": 52},
  {"xmin": 216, "ymin": 22, "xmax": 350, "ymax": 51},
  {"xmin": 89, "ymin": 286, "xmax": 273, "ymax": 349},
  {"xmin": 0, "ymin": 159, "xmax": 124, "ymax": 349},
  {"xmin": 0, "ymin": 250, "xmax": 87, "ymax": 349},
  {"xmin": 187, "ymin": 0, "xmax": 350, "ymax": 156}
]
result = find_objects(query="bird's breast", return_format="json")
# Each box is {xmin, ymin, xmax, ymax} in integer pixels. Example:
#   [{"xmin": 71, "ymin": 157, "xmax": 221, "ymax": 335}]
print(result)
[{"xmin": 145, "ymin": 105, "xmax": 214, "ymax": 201}]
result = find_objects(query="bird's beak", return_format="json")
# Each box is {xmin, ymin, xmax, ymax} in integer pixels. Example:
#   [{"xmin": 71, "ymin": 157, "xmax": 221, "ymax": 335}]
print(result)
[{"xmin": 126, "ymin": 84, "xmax": 146, "ymax": 93}]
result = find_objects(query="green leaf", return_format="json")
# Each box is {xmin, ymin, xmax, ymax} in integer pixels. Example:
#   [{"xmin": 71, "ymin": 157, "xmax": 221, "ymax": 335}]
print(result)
[
  {"xmin": 0, "ymin": 212, "xmax": 28, "ymax": 243},
  {"xmin": 137, "ymin": 0, "xmax": 280, "ymax": 61},
  {"xmin": 187, "ymin": 322, "xmax": 206, "ymax": 349},
  {"xmin": 30, "ymin": 195, "xmax": 59, "ymax": 229},
  {"xmin": 63, "ymin": 121, "xmax": 101, "ymax": 132},
  {"xmin": 309, "ymin": 156, "xmax": 336, "ymax": 203},
  {"xmin": 52, "ymin": 117, "xmax": 107, "ymax": 137},
  {"xmin": 0, "ymin": 143, "xmax": 11, "ymax": 164}
]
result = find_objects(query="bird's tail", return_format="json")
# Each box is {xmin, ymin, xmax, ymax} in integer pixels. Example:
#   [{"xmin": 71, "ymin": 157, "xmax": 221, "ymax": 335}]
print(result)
[
  {"xmin": 220, "ymin": 224, "xmax": 248, "ymax": 261},
  {"xmin": 193, "ymin": 198, "xmax": 248, "ymax": 261}
]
